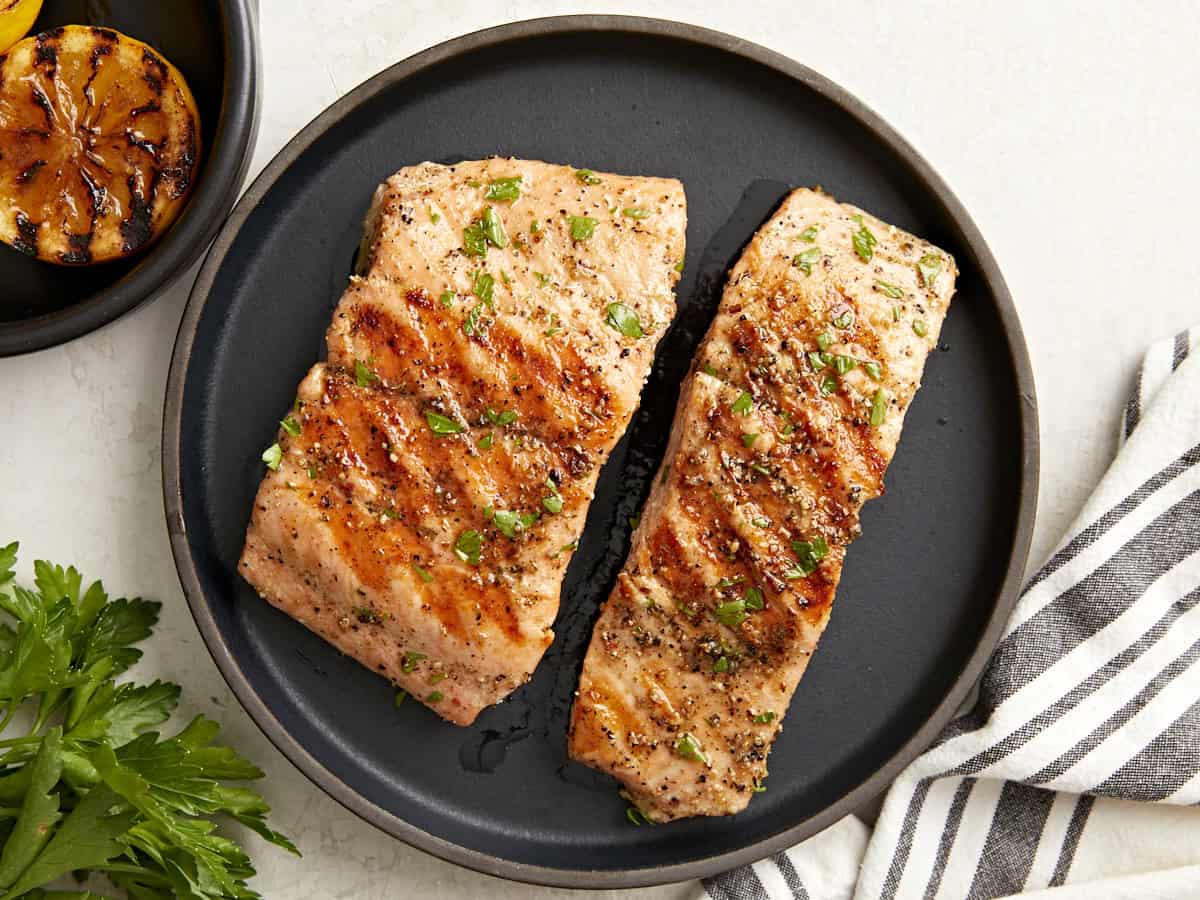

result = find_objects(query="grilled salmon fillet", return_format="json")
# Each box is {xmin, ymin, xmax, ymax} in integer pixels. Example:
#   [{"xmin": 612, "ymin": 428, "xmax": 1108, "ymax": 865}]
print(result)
[
  {"xmin": 240, "ymin": 159, "xmax": 686, "ymax": 725},
  {"xmin": 568, "ymin": 188, "xmax": 956, "ymax": 820}
]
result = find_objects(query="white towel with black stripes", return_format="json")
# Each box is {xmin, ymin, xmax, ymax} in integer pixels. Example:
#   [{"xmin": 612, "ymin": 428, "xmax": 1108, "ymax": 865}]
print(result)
[{"xmin": 697, "ymin": 326, "xmax": 1200, "ymax": 900}]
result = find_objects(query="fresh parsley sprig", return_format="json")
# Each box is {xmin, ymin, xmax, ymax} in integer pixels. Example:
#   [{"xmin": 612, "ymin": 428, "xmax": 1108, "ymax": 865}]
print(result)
[{"xmin": 0, "ymin": 543, "xmax": 296, "ymax": 900}]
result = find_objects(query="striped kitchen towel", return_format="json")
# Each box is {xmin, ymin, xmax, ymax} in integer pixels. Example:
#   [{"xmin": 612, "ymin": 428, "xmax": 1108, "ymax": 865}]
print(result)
[{"xmin": 699, "ymin": 326, "xmax": 1200, "ymax": 900}]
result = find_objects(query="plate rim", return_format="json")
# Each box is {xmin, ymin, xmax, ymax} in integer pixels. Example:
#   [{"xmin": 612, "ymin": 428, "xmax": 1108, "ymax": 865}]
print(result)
[
  {"xmin": 0, "ymin": 0, "xmax": 261, "ymax": 357},
  {"xmin": 162, "ymin": 14, "xmax": 1039, "ymax": 889}
]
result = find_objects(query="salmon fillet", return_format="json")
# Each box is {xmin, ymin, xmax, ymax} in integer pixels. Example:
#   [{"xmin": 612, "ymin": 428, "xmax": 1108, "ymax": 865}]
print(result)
[
  {"xmin": 568, "ymin": 188, "xmax": 956, "ymax": 820},
  {"xmin": 240, "ymin": 159, "xmax": 686, "ymax": 725}
]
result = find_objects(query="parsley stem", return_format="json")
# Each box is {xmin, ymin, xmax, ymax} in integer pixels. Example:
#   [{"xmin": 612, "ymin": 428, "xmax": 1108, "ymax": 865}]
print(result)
[{"xmin": 0, "ymin": 734, "xmax": 39, "ymax": 748}]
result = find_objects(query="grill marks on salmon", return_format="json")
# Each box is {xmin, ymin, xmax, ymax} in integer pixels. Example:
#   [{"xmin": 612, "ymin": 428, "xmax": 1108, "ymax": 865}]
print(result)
[
  {"xmin": 568, "ymin": 188, "xmax": 956, "ymax": 820},
  {"xmin": 240, "ymin": 159, "xmax": 686, "ymax": 725}
]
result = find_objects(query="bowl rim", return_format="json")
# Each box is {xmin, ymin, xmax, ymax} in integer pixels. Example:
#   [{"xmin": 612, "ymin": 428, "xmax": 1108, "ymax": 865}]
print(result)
[
  {"xmin": 0, "ymin": 0, "xmax": 261, "ymax": 357},
  {"xmin": 162, "ymin": 14, "xmax": 1040, "ymax": 889}
]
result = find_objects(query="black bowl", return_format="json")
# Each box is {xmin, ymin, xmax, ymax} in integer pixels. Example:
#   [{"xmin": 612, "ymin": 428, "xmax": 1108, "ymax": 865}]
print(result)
[{"xmin": 0, "ymin": 0, "xmax": 259, "ymax": 356}]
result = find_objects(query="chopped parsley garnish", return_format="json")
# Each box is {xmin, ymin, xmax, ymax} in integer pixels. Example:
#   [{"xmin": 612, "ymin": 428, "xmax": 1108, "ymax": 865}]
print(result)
[
  {"xmin": 752, "ymin": 780, "xmax": 767, "ymax": 793},
  {"xmin": 833, "ymin": 355, "xmax": 858, "ymax": 375},
  {"xmin": 261, "ymin": 443, "xmax": 282, "ymax": 470},
  {"xmin": 626, "ymin": 807, "xmax": 654, "ymax": 826},
  {"xmin": 401, "ymin": 651, "xmax": 427, "ymax": 673},
  {"xmin": 501, "ymin": 271, "xmax": 512, "ymax": 285},
  {"xmin": 551, "ymin": 539, "xmax": 579, "ymax": 558},
  {"xmin": 870, "ymin": 389, "xmax": 888, "ymax": 426},
  {"xmin": 280, "ymin": 416, "xmax": 301, "ymax": 437},
  {"xmin": 742, "ymin": 433, "xmax": 759, "ymax": 447},
  {"xmin": 485, "ymin": 407, "xmax": 517, "ymax": 426},
  {"xmin": 355, "ymin": 359, "xmax": 379, "ymax": 387},
  {"xmin": 427, "ymin": 691, "xmax": 444, "ymax": 703},
  {"xmin": 439, "ymin": 290, "xmax": 455, "ymax": 308},
  {"xmin": 817, "ymin": 332, "xmax": 834, "ymax": 351},
  {"xmin": 534, "ymin": 271, "xmax": 551, "ymax": 286},
  {"xmin": 715, "ymin": 598, "xmax": 748, "ymax": 627},
  {"xmin": 893, "ymin": 306, "xmax": 902, "ymax": 322},
  {"xmin": 913, "ymin": 319, "xmax": 929, "ymax": 337},
  {"xmin": 674, "ymin": 732, "xmax": 708, "ymax": 764},
  {"xmin": 473, "ymin": 270, "xmax": 495, "ymax": 306},
  {"xmin": 466, "ymin": 179, "xmax": 482, "ymax": 188},
  {"xmin": 702, "ymin": 363, "xmax": 717, "ymax": 376},
  {"xmin": 543, "ymin": 478, "xmax": 564, "ymax": 514},
  {"xmin": 744, "ymin": 586, "xmax": 765, "ymax": 610},
  {"xmin": 851, "ymin": 214, "xmax": 878, "ymax": 262},
  {"xmin": 478, "ymin": 432, "xmax": 494, "ymax": 450},
  {"xmin": 463, "ymin": 304, "xmax": 487, "ymax": 337},
  {"xmin": 793, "ymin": 246, "xmax": 821, "ymax": 275},
  {"xmin": 753, "ymin": 711, "xmax": 776, "ymax": 724},
  {"xmin": 820, "ymin": 374, "xmax": 838, "ymax": 396},
  {"xmin": 428, "ymin": 207, "xmax": 441, "ymax": 224},
  {"xmin": 492, "ymin": 509, "xmax": 538, "ymax": 539},
  {"xmin": 413, "ymin": 564, "xmax": 434, "ymax": 583},
  {"xmin": 462, "ymin": 221, "xmax": 488, "ymax": 257},
  {"xmin": 481, "ymin": 207, "xmax": 507, "ymax": 248},
  {"xmin": 674, "ymin": 257, "xmax": 685, "ymax": 273},
  {"xmin": 864, "ymin": 361, "xmax": 883, "ymax": 380},
  {"xmin": 485, "ymin": 176, "xmax": 522, "ymax": 201},
  {"xmin": 544, "ymin": 312, "xmax": 561, "ymax": 336},
  {"xmin": 425, "ymin": 411, "xmax": 464, "ymax": 435},
  {"xmin": 428, "ymin": 672, "xmax": 448, "ymax": 684},
  {"xmin": 800, "ymin": 224, "xmax": 820, "ymax": 241},
  {"xmin": 808, "ymin": 351, "xmax": 831, "ymax": 371},
  {"xmin": 622, "ymin": 207, "xmax": 651, "ymax": 219},
  {"xmin": 875, "ymin": 280, "xmax": 904, "ymax": 299},
  {"xmin": 750, "ymin": 462, "xmax": 771, "ymax": 476},
  {"xmin": 731, "ymin": 391, "xmax": 753, "ymax": 416},
  {"xmin": 530, "ymin": 219, "xmax": 542, "ymax": 234},
  {"xmin": 628, "ymin": 515, "xmax": 640, "ymax": 530},
  {"xmin": 832, "ymin": 309, "xmax": 855, "ymax": 329},
  {"xmin": 753, "ymin": 517, "xmax": 771, "ymax": 528},
  {"xmin": 575, "ymin": 168, "xmax": 602, "ymax": 184},
  {"xmin": 787, "ymin": 536, "xmax": 829, "ymax": 578},
  {"xmin": 454, "ymin": 530, "xmax": 483, "ymax": 565},
  {"xmin": 569, "ymin": 216, "xmax": 597, "ymax": 241},
  {"xmin": 605, "ymin": 302, "xmax": 644, "ymax": 338},
  {"xmin": 713, "ymin": 656, "xmax": 730, "ymax": 674},
  {"xmin": 918, "ymin": 253, "xmax": 943, "ymax": 287},
  {"xmin": 395, "ymin": 689, "xmax": 408, "ymax": 706}
]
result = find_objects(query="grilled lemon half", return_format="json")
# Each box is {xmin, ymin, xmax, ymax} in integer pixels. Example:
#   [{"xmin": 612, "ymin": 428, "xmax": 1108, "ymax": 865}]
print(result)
[
  {"xmin": 0, "ymin": 25, "xmax": 201, "ymax": 265},
  {"xmin": 0, "ymin": 0, "xmax": 41, "ymax": 53}
]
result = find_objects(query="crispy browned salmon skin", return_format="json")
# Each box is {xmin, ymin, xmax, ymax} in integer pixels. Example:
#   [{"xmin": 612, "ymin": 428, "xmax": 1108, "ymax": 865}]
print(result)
[
  {"xmin": 568, "ymin": 188, "xmax": 956, "ymax": 820},
  {"xmin": 240, "ymin": 159, "xmax": 686, "ymax": 725}
]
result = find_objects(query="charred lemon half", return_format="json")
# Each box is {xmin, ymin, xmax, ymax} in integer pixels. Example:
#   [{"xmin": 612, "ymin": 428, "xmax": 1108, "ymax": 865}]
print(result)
[{"xmin": 0, "ymin": 26, "xmax": 201, "ymax": 265}]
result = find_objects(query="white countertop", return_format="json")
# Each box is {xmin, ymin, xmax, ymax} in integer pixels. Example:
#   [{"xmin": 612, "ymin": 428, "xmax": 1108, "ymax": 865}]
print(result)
[{"xmin": 2, "ymin": 1, "xmax": 1197, "ymax": 897}]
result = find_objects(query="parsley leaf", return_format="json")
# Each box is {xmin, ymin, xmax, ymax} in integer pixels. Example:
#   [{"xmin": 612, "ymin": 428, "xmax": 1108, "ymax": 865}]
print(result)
[
  {"xmin": 574, "ymin": 168, "xmax": 602, "ymax": 185},
  {"xmin": 569, "ymin": 216, "xmax": 596, "ymax": 241},
  {"xmin": 454, "ymin": 530, "xmax": 483, "ymax": 565},
  {"xmin": 851, "ymin": 214, "xmax": 878, "ymax": 262},
  {"xmin": 354, "ymin": 359, "xmax": 379, "ymax": 387},
  {"xmin": 485, "ymin": 176, "xmax": 522, "ymax": 201},
  {"xmin": 0, "ymin": 545, "xmax": 294, "ymax": 900},
  {"xmin": 605, "ymin": 303, "xmax": 644, "ymax": 338},
  {"xmin": 425, "ymin": 412, "xmax": 464, "ymax": 436},
  {"xmin": 793, "ymin": 246, "xmax": 821, "ymax": 275},
  {"xmin": 918, "ymin": 253, "xmax": 942, "ymax": 287},
  {"xmin": 260, "ymin": 444, "xmax": 282, "ymax": 471},
  {"xmin": 731, "ymin": 392, "xmax": 753, "ymax": 416}
]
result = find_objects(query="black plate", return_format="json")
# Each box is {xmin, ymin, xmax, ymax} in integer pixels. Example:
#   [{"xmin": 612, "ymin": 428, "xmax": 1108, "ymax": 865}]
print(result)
[
  {"xmin": 163, "ymin": 16, "xmax": 1037, "ymax": 888},
  {"xmin": 0, "ymin": 0, "xmax": 259, "ymax": 356}
]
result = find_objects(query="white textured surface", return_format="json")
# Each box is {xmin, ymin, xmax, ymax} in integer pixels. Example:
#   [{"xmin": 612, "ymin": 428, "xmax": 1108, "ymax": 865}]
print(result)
[{"xmin": 0, "ymin": 1, "xmax": 1196, "ymax": 897}]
